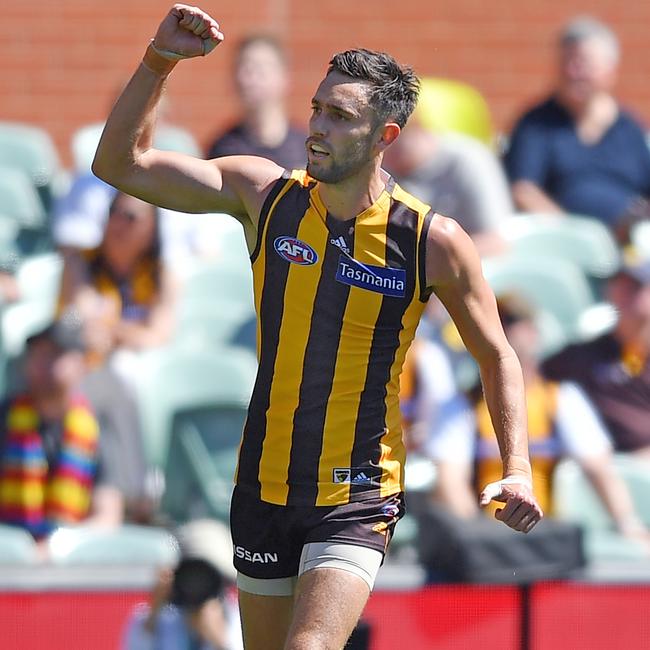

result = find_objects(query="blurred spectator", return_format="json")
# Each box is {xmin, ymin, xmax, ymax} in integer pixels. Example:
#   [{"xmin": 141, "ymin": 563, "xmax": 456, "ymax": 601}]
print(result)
[
  {"xmin": 0, "ymin": 323, "xmax": 122, "ymax": 543},
  {"xmin": 410, "ymin": 294, "xmax": 650, "ymax": 544},
  {"xmin": 205, "ymin": 35, "xmax": 307, "ymax": 169},
  {"xmin": 384, "ymin": 118, "xmax": 510, "ymax": 257},
  {"xmin": 400, "ymin": 332, "xmax": 476, "ymax": 519},
  {"xmin": 123, "ymin": 518, "xmax": 242, "ymax": 650},
  {"xmin": 58, "ymin": 191, "xmax": 178, "ymax": 377},
  {"xmin": 505, "ymin": 16, "xmax": 650, "ymax": 242},
  {"xmin": 52, "ymin": 172, "xmax": 234, "ymax": 270},
  {"xmin": 79, "ymin": 361, "xmax": 152, "ymax": 523},
  {"xmin": 52, "ymin": 172, "xmax": 117, "ymax": 253},
  {"xmin": 52, "ymin": 92, "xmax": 214, "ymax": 266},
  {"xmin": 542, "ymin": 256, "xmax": 650, "ymax": 460}
]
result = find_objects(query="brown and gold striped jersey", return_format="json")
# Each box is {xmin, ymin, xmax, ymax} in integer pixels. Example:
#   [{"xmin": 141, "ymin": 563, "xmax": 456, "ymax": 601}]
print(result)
[{"xmin": 236, "ymin": 169, "xmax": 434, "ymax": 506}]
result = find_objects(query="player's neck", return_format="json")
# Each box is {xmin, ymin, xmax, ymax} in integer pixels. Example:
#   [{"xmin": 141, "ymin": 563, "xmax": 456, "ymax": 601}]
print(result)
[{"xmin": 317, "ymin": 162, "xmax": 388, "ymax": 222}]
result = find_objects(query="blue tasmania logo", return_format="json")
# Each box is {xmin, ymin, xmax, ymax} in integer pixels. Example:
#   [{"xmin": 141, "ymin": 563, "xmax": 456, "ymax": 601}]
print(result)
[
  {"xmin": 335, "ymin": 255, "xmax": 406, "ymax": 297},
  {"xmin": 274, "ymin": 236, "xmax": 318, "ymax": 265}
]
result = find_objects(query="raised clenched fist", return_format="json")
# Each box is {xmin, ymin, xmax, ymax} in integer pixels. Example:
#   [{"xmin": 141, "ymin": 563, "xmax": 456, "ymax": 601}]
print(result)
[{"xmin": 152, "ymin": 4, "xmax": 224, "ymax": 60}]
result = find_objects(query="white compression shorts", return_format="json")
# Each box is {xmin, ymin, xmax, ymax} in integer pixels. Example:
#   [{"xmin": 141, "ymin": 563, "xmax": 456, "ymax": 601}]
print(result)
[{"xmin": 236, "ymin": 542, "xmax": 384, "ymax": 597}]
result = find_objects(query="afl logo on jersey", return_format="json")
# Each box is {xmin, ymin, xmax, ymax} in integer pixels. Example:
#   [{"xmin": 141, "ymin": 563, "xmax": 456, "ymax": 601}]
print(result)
[{"xmin": 274, "ymin": 236, "xmax": 318, "ymax": 265}]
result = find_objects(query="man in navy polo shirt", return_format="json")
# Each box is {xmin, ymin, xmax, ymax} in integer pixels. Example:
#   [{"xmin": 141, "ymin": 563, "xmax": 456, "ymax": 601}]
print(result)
[{"xmin": 505, "ymin": 16, "xmax": 650, "ymax": 242}]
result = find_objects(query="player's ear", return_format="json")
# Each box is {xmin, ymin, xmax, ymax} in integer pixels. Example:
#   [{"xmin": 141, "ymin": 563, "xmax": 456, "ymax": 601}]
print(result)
[{"xmin": 376, "ymin": 122, "xmax": 401, "ymax": 151}]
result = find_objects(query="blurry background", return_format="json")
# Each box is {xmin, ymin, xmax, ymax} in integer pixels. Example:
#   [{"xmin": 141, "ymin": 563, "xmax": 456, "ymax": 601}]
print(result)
[
  {"xmin": 4, "ymin": 0, "xmax": 650, "ymax": 167},
  {"xmin": 2, "ymin": 2, "xmax": 650, "ymax": 650}
]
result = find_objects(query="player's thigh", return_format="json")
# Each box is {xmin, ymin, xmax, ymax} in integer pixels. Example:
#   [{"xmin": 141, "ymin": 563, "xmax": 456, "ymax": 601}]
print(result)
[
  {"xmin": 238, "ymin": 589, "xmax": 294, "ymax": 650},
  {"xmin": 285, "ymin": 566, "xmax": 371, "ymax": 650}
]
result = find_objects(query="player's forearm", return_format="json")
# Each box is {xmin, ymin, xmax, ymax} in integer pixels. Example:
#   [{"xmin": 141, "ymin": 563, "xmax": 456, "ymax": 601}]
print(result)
[
  {"xmin": 92, "ymin": 49, "xmax": 173, "ymax": 188},
  {"xmin": 479, "ymin": 347, "xmax": 532, "ymax": 480}
]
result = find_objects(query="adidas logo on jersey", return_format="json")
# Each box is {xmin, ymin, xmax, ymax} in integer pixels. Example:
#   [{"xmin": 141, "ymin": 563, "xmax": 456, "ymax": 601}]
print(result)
[
  {"xmin": 330, "ymin": 236, "xmax": 350, "ymax": 254},
  {"xmin": 351, "ymin": 471, "xmax": 371, "ymax": 485},
  {"xmin": 332, "ymin": 468, "xmax": 375, "ymax": 485}
]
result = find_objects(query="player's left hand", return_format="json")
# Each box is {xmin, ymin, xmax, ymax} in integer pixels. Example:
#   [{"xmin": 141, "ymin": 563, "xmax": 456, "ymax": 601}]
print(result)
[{"xmin": 479, "ymin": 476, "xmax": 543, "ymax": 533}]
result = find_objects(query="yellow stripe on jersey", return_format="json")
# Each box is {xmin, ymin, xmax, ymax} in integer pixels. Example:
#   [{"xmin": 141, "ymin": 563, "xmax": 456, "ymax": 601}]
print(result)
[
  {"xmin": 317, "ymin": 196, "xmax": 390, "ymax": 504},
  {"xmin": 259, "ymin": 193, "xmax": 329, "ymax": 503}
]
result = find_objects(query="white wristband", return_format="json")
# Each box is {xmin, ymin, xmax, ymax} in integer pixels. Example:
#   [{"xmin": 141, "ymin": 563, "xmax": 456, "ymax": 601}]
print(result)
[
  {"xmin": 150, "ymin": 38, "xmax": 218, "ymax": 60},
  {"xmin": 149, "ymin": 39, "xmax": 187, "ymax": 61},
  {"xmin": 482, "ymin": 476, "xmax": 532, "ymax": 502}
]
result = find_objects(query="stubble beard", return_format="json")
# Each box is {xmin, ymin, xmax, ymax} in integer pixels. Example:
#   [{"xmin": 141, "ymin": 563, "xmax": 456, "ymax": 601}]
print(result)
[{"xmin": 307, "ymin": 136, "xmax": 374, "ymax": 184}]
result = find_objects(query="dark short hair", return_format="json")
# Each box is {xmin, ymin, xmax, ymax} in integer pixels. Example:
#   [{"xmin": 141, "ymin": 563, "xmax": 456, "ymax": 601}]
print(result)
[
  {"xmin": 170, "ymin": 558, "xmax": 225, "ymax": 609},
  {"xmin": 327, "ymin": 49, "xmax": 420, "ymax": 128}
]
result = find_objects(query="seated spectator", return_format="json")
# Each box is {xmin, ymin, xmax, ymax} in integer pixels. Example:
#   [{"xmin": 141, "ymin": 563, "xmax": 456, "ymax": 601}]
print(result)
[
  {"xmin": 205, "ymin": 34, "xmax": 307, "ymax": 170},
  {"xmin": 409, "ymin": 294, "xmax": 650, "ymax": 544},
  {"xmin": 123, "ymin": 518, "xmax": 242, "ymax": 650},
  {"xmin": 52, "ymin": 172, "xmax": 233, "ymax": 270},
  {"xmin": 52, "ymin": 172, "xmax": 117, "ymax": 253},
  {"xmin": 542, "ymin": 255, "xmax": 650, "ymax": 460},
  {"xmin": 79, "ymin": 361, "xmax": 152, "ymax": 523},
  {"xmin": 58, "ymin": 191, "xmax": 178, "ymax": 376},
  {"xmin": 505, "ymin": 16, "xmax": 650, "ymax": 242},
  {"xmin": 400, "ymin": 333, "xmax": 476, "ymax": 519},
  {"xmin": 54, "ymin": 87, "xmax": 205, "ymax": 257},
  {"xmin": 0, "ymin": 323, "xmax": 122, "ymax": 543},
  {"xmin": 384, "ymin": 116, "xmax": 511, "ymax": 257}
]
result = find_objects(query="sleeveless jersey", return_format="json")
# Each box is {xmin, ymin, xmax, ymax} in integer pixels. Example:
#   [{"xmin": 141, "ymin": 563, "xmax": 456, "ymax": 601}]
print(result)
[{"xmin": 236, "ymin": 170, "xmax": 434, "ymax": 506}]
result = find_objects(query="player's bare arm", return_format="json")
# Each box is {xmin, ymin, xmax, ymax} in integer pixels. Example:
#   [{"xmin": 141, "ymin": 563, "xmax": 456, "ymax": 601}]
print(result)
[
  {"xmin": 92, "ymin": 4, "xmax": 284, "ymax": 231},
  {"xmin": 425, "ymin": 215, "xmax": 543, "ymax": 533}
]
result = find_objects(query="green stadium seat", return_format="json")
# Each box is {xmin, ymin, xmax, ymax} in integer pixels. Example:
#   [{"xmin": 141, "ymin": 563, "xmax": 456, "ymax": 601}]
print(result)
[
  {"xmin": 0, "ymin": 166, "xmax": 47, "ymax": 230},
  {"xmin": 0, "ymin": 215, "xmax": 22, "ymax": 272},
  {"xmin": 181, "ymin": 262, "xmax": 254, "ymax": 313},
  {"xmin": 499, "ymin": 213, "xmax": 621, "ymax": 279},
  {"xmin": 15, "ymin": 252, "xmax": 63, "ymax": 304},
  {"xmin": 47, "ymin": 524, "xmax": 179, "ymax": 565},
  {"xmin": 0, "ymin": 254, "xmax": 63, "ymax": 364},
  {"xmin": 482, "ymin": 254, "xmax": 614, "ymax": 343},
  {"xmin": 0, "ymin": 524, "xmax": 37, "ymax": 563},
  {"xmin": 1, "ymin": 301, "xmax": 56, "ymax": 359},
  {"xmin": 161, "ymin": 408, "xmax": 248, "ymax": 524},
  {"xmin": 136, "ymin": 345, "xmax": 257, "ymax": 469},
  {"xmin": 175, "ymin": 299, "xmax": 255, "ymax": 350},
  {"xmin": 552, "ymin": 456, "xmax": 650, "ymax": 562},
  {"xmin": 0, "ymin": 121, "xmax": 62, "ymax": 212},
  {"xmin": 154, "ymin": 125, "xmax": 201, "ymax": 157}
]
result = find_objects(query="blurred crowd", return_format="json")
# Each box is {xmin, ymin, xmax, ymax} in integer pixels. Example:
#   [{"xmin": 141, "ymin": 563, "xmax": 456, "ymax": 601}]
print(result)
[{"xmin": 1, "ymin": 13, "xmax": 650, "ymax": 646}]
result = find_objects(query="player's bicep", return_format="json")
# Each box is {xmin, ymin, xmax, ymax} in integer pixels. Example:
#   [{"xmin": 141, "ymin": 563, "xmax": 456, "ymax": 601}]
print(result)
[
  {"xmin": 96, "ymin": 150, "xmax": 283, "ymax": 227},
  {"xmin": 426, "ymin": 217, "xmax": 509, "ymax": 367}
]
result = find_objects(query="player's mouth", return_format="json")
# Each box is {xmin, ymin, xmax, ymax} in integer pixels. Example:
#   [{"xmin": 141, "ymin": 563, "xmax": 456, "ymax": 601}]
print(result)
[{"xmin": 306, "ymin": 139, "xmax": 330, "ymax": 159}]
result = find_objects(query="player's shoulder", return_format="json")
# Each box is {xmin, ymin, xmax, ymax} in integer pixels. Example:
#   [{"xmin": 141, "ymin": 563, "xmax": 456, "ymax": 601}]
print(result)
[
  {"xmin": 426, "ymin": 212, "xmax": 470, "ymax": 252},
  {"xmin": 390, "ymin": 181, "xmax": 431, "ymax": 217},
  {"xmin": 424, "ymin": 213, "xmax": 480, "ymax": 286}
]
